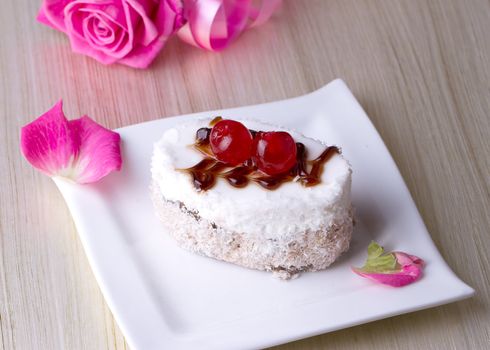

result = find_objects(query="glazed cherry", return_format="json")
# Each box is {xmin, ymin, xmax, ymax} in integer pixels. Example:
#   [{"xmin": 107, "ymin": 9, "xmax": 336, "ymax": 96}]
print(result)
[
  {"xmin": 252, "ymin": 131, "xmax": 297, "ymax": 175},
  {"xmin": 209, "ymin": 120, "xmax": 253, "ymax": 165}
]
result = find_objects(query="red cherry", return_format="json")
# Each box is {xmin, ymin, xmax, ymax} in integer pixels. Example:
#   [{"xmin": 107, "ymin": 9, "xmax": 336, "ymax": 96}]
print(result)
[
  {"xmin": 253, "ymin": 131, "xmax": 297, "ymax": 175},
  {"xmin": 210, "ymin": 120, "xmax": 253, "ymax": 165}
]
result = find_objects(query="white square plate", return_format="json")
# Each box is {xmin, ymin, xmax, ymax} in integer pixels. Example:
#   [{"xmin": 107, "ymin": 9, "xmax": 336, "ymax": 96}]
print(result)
[{"xmin": 55, "ymin": 79, "xmax": 474, "ymax": 350}]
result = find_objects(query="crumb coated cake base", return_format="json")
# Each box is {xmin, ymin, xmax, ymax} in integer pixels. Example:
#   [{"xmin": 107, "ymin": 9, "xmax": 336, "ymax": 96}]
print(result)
[{"xmin": 151, "ymin": 182, "xmax": 353, "ymax": 280}]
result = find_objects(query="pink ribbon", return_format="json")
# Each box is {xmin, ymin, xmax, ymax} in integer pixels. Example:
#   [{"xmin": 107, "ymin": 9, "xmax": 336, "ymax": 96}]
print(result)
[{"xmin": 178, "ymin": 0, "xmax": 282, "ymax": 51}]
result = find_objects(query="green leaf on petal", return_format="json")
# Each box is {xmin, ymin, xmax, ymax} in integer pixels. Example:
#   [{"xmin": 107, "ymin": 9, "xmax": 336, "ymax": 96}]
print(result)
[{"xmin": 359, "ymin": 241, "xmax": 399, "ymax": 273}]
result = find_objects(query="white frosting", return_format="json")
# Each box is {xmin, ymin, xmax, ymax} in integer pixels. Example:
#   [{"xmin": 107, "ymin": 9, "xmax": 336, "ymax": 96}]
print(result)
[{"xmin": 151, "ymin": 119, "xmax": 352, "ymax": 239}]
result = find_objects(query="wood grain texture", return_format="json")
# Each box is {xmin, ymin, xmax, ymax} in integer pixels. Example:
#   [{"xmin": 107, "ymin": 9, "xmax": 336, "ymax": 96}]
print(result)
[{"xmin": 1, "ymin": 0, "xmax": 489, "ymax": 349}]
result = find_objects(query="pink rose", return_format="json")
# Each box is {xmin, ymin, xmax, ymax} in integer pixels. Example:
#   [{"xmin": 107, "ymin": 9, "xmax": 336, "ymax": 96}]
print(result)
[{"xmin": 38, "ymin": 0, "xmax": 185, "ymax": 68}]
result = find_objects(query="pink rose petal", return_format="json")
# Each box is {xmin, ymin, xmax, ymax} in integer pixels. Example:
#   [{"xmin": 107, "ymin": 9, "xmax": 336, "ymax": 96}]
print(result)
[
  {"xmin": 37, "ymin": 6, "xmax": 54, "ymax": 29},
  {"xmin": 68, "ymin": 116, "xmax": 122, "ymax": 183},
  {"xmin": 20, "ymin": 101, "xmax": 77, "ymax": 176},
  {"xmin": 352, "ymin": 265, "xmax": 423, "ymax": 287},
  {"xmin": 20, "ymin": 101, "xmax": 122, "ymax": 184},
  {"xmin": 37, "ymin": 0, "xmax": 72, "ymax": 31},
  {"xmin": 352, "ymin": 241, "xmax": 425, "ymax": 287},
  {"xmin": 394, "ymin": 252, "xmax": 425, "ymax": 268}
]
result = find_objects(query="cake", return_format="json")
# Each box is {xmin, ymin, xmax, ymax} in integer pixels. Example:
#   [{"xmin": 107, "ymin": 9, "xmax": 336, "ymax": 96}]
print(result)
[{"xmin": 151, "ymin": 117, "xmax": 353, "ymax": 279}]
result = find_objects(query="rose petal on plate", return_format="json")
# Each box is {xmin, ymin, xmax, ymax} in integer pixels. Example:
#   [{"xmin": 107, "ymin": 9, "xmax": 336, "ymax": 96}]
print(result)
[
  {"xmin": 20, "ymin": 101, "xmax": 78, "ymax": 177},
  {"xmin": 20, "ymin": 101, "xmax": 122, "ymax": 184},
  {"xmin": 352, "ymin": 264, "xmax": 423, "ymax": 287},
  {"xmin": 394, "ymin": 252, "xmax": 425, "ymax": 268},
  {"xmin": 352, "ymin": 241, "xmax": 424, "ymax": 287},
  {"xmin": 68, "ymin": 116, "xmax": 122, "ymax": 183}
]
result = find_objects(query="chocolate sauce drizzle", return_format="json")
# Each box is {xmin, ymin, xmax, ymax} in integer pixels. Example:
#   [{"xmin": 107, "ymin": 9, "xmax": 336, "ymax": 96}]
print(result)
[{"xmin": 182, "ymin": 119, "xmax": 340, "ymax": 192}]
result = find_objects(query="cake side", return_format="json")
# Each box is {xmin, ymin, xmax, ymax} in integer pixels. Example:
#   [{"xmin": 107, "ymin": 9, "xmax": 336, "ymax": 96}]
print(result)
[{"xmin": 151, "ymin": 181, "xmax": 353, "ymax": 280}]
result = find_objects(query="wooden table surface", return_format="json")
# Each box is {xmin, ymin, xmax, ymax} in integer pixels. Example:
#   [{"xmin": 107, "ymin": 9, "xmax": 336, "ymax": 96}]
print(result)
[{"xmin": 1, "ymin": 0, "xmax": 489, "ymax": 349}]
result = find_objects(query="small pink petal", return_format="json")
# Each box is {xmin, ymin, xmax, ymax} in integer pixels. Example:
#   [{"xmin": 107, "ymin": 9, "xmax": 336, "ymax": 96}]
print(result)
[
  {"xmin": 394, "ymin": 252, "xmax": 425, "ymax": 268},
  {"xmin": 352, "ymin": 265, "xmax": 423, "ymax": 287},
  {"xmin": 20, "ymin": 101, "xmax": 77, "ymax": 177},
  {"xmin": 352, "ymin": 242, "xmax": 425, "ymax": 287},
  {"xmin": 68, "ymin": 116, "xmax": 122, "ymax": 183},
  {"xmin": 20, "ymin": 101, "xmax": 122, "ymax": 184}
]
